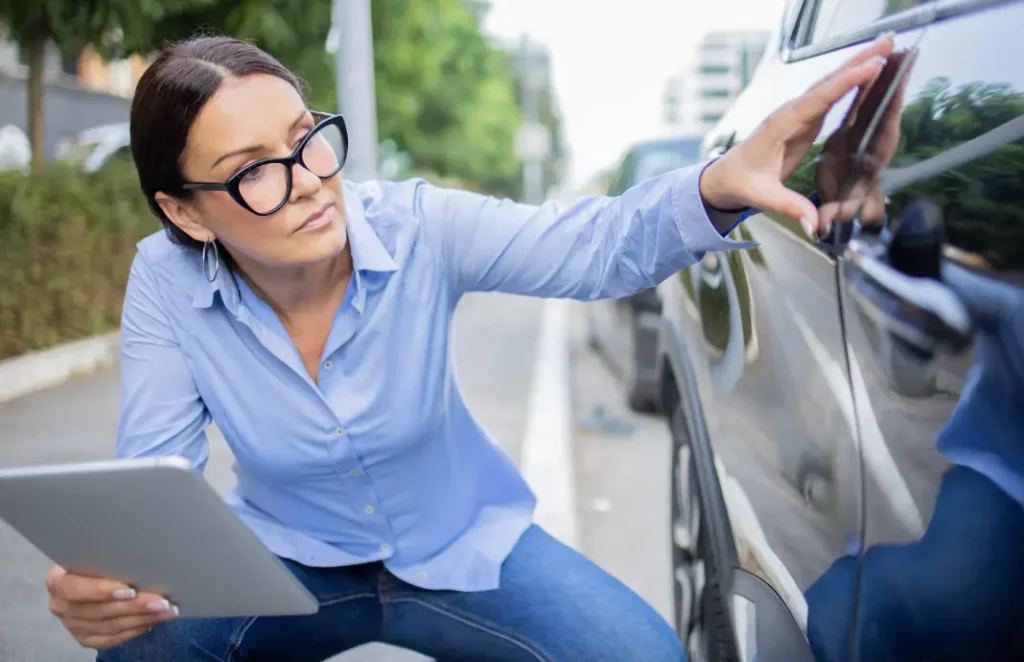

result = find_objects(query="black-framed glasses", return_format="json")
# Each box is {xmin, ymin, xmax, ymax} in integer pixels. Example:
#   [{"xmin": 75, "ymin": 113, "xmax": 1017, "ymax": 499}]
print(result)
[{"xmin": 182, "ymin": 112, "xmax": 349, "ymax": 216}]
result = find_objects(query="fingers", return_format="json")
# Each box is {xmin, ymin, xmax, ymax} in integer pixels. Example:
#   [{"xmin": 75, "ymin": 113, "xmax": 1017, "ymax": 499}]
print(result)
[
  {"xmin": 50, "ymin": 590, "xmax": 177, "ymax": 651},
  {"xmin": 795, "ymin": 33, "xmax": 896, "ymax": 120},
  {"xmin": 752, "ymin": 178, "xmax": 820, "ymax": 237},
  {"xmin": 846, "ymin": 49, "xmax": 906, "ymax": 131},
  {"xmin": 46, "ymin": 568, "xmax": 136, "ymax": 604},
  {"xmin": 871, "ymin": 51, "xmax": 913, "ymax": 146},
  {"xmin": 817, "ymin": 181, "xmax": 886, "ymax": 234},
  {"xmin": 51, "ymin": 591, "xmax": 175, "ymax": 622},
  {"xmin": 836, "ymin": 47, "xmax": 904, "ymax": 129}
]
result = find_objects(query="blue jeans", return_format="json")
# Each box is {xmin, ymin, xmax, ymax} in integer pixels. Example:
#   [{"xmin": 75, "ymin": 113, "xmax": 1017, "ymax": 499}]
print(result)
[
  {"xmin": 805, "ymin": 465, "xmax": 1024, "ymax": 661},
  {"xmin": 96, "ymin": 524, "xmax": 685, "ymax": 661}
]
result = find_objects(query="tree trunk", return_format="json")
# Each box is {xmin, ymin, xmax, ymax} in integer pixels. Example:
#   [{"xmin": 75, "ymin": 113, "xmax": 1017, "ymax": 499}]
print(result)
[{"xmin": 26, "ymin": 26, "xmax": 48, "ymax": 173}]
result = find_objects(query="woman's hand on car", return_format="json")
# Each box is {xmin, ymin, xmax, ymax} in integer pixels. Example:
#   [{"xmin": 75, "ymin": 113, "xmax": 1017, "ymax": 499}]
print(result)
[
  {"xmin": 45, "ymin": 564, "xmax": 178, "ymax": 650},
  {"xmin": 699, "ymin": 32, "xmax": 897, "ymax": 237}
]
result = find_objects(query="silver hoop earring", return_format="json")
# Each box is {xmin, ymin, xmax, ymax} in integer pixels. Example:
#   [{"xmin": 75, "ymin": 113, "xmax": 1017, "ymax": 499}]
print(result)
[{"xmin": 202, "ymin": 239, "xmax": 220, "ymax": 283}]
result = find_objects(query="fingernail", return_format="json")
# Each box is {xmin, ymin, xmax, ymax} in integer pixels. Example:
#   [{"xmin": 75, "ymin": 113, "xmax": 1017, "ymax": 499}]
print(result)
[
  {"xmin": 146, "ymin": 599, "xmax": 172, "ymax": 613},
  {"xmin": 800, "ymin": 217, "xmax": 816, "ymax": 239},
  {"xmin": 112, "ymin": 588, "xmax": 136, "ymax": 601},
  {"xmin": 161, "ymin": 604, "xmax": 180, "ymax": 619},
  {"xmin": 872, "ymin": 55, "xmax": 887, "ymax": 68}
]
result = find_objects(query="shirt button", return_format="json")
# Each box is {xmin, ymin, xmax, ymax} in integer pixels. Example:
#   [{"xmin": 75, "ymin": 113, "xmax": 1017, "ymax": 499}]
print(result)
[
  {"xmin": 418, "ymin": 572, "xmax": 428, "ymax": 580},
  {"xmin": 364, "ymin": 504, "xmax": 375, "ymax": 515},
  {"xmin": 379, "ymin": 543, "xmax": 390, "ymax": 554},
  {"xmin": 348, "ymin": 469, "xmax": 360, "ymax": 477},
  {"xmin": 323, "ymin": 359, "xmax": 333, "ymax": 370},
  {"xmin": 335, "ymin": 427, "xmax": 345, "ymax": 436}
]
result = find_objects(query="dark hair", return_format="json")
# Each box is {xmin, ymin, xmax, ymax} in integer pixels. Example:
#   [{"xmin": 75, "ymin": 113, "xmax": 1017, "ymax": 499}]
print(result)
[{"xmin": 130, "ymin": 36, "xmax": 303, "ymax": 251}]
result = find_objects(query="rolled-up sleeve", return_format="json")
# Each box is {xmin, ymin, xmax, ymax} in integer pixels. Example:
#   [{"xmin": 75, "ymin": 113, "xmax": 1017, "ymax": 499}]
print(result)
[
  {"xmin": 117, "ymin": 252, "xmax": 211, "ymax": 471},
  {"xmin": 412, "ymin": 160, "xmax": 757, "ymax": 299}
]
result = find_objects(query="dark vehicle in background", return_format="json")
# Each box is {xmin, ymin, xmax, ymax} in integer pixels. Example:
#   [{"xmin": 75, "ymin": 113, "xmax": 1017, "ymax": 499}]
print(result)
[
  {"xmin": 651, "ymin": 0, "xmax": 1024, "ymax": 660},
  {"xmin": 587, "ymin": 135, "xmax": 703, "ymax": 412}
]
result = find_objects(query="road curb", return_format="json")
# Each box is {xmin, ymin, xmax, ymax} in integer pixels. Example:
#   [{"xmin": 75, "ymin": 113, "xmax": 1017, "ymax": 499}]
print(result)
[
  {"xmin": 0, "ymin": 332, "xmax": 120, "ymax": 404},
  {"xmin": 520, "ymin": 298, "xmax": 579, "ymax": 549}
]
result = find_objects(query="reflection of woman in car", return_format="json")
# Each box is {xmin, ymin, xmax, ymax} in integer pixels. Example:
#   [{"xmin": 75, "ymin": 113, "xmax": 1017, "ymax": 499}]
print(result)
[
  {"xmin": 806, "ymin": 287, "xmax": 1024, "ymax": 660},
  {"xmin": 42, "ymin": 33, "xmax": 896, "ymax": 661},
  {"xmin": 797, "ymin": 45, "xmax": 1024, "ymax": 662}
]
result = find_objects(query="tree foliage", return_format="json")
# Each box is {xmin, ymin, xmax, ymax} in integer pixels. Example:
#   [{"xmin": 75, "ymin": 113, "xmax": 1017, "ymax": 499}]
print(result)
[
  {"xmin": 137, "ymin": 0, "xmax": 524, "ymax": 194},
  {"xmin": 1, "ymin": 0, "xmax": 541, "ymax": 193},
  {"xmin": 0, "ymin": 0, "xmax": 208, "ymax": 170}
]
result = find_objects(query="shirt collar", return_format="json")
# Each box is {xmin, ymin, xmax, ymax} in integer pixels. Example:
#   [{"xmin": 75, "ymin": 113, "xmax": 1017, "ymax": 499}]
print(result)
[
  {"xmin": 344, "ymin": 183, "xmax": 397, "ymax": 276},
  {"xmin": 192, "ymin": 186, "xmax": 397, "ymax": 312}
]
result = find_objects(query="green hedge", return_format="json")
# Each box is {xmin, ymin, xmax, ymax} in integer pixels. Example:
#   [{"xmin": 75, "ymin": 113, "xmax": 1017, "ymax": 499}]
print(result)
[{"xmin": 0, "ymin": 161, "xmax": 157, "ymax": 360}]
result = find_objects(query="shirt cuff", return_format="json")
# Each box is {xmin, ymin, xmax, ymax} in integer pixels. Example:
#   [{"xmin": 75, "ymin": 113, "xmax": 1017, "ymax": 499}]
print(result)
[{"xmin": 669, "ymin": 160, "xmax": 759, "ymax": 254}]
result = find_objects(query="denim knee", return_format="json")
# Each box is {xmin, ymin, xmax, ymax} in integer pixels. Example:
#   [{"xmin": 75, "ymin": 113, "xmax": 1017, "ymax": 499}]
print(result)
[{"xmin": 95, "ymin": 616, "xmax": 251, "ymax": 662}]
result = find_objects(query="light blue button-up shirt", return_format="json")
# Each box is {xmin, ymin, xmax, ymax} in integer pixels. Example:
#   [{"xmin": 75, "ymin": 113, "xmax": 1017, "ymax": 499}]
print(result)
[{"xmin": 117, "ymin": 161, "xmax": 750, "ymax": 592}]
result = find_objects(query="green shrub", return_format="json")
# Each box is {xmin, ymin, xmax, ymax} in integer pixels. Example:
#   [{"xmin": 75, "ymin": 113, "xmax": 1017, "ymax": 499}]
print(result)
[{"xmin": 0, "ymin": 161, "xmax": 158, "ymax": 360}]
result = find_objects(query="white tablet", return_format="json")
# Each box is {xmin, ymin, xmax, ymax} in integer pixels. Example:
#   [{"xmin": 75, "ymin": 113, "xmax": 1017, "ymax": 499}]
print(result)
[{"xmin": 0, "ymin": 456, "xmax": 319, "ymax": 619}]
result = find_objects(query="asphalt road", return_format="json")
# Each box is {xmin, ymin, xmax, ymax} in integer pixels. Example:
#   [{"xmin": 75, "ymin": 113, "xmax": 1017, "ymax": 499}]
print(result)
[{"xmin": 567, "ymin": 301, "xmax": 674, "ymax": 625}]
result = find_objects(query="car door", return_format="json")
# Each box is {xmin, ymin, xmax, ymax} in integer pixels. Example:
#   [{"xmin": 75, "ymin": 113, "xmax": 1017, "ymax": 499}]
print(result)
[
  {"xmin": 803, "ymin": 1, "xmax": 1024, "ymax": 660},
  {"xmin": 661, "ymin": 0, "xmax": 958, "ymax": 657},
  {"xmin": 663, "ymin": 1, "xmax": 872, "ymax": 647}
]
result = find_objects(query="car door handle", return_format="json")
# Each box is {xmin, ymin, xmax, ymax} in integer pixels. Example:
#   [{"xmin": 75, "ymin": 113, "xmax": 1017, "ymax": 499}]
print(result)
[{"xmin": 843, "ymin": 197, "xmax": 973, "ymax": 358}]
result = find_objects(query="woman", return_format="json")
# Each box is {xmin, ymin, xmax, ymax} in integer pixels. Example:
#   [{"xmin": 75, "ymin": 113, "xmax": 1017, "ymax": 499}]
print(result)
[{"xmin": 43, "ymin": 33, "xmax": 893, "ymax": 661}]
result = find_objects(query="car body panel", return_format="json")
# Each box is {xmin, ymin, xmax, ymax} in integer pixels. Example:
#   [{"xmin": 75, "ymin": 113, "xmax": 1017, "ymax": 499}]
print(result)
[
  {"xmin": 820, "ymin": 2, "xmax": 1024, "ymax": 659},
  {"xmin": 660, "ymin": 0, "xmax": 1024, "ymax": 659}
]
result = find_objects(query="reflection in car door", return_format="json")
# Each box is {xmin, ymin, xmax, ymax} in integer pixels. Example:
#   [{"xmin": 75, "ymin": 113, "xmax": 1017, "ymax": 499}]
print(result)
[
  {"xmin": 661, "ymin": 13, "xmax": 912, "ymax": 655},
  {"xmin": 805, "ymin": 3, "xmax": 1024, "ymax": 660},
  {"xmin": 657, "ymin": 3, "xmax": 983, "ymax": 658}
]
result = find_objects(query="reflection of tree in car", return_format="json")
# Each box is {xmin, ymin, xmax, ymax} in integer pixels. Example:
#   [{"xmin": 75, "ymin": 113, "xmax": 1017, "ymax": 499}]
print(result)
[{"xmin": 888, "ymin": 78, "xmax": 1024, "ymax": 270}]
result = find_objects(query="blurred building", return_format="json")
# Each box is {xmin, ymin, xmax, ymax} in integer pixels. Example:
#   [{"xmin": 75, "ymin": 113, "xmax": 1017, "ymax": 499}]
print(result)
[
  {"xmin": 489, "ymin": 32, "xmax": 566, "ymax": 200},
  {"xmin": 75, "ymin": 46, "xmax": 149, "ymax": 98},
  {"xmin": 0, "ymin": 35, "xmax": 147, "ymax": 98},
  {"xmin": 463, "ymin": 0, "xmax": 493, "ymax": 22},
  {"xmin": 661, "ymin": 29, "xmax": 769, "ymax": 136},
  {"xmin": 0, "ymin": 34, "xmax": 140, "ymax": 159}
]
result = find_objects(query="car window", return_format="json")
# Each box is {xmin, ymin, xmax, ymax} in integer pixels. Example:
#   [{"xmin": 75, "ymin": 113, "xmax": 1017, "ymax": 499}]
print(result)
[
  {"xmin": 61, "ymin": 141, "xmax": 101, "ymax": 166},
  {"xmin": 631, "ymin": 140, "xmax": 702, "ymax": 184},
  {"xmin": 808, "ymin": 0, "xmax": 935, "ymax": 46},
  {"xmin": 606, "ymin": 159, "xmax": 632, "ymax": 196}
]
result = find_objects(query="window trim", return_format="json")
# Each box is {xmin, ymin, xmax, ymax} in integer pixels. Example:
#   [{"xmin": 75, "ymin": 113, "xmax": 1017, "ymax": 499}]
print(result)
[
  {"xmin": 782, "ymin": 0, "xmax": 1014, "ymax": 63},
  {"xmin": 698, "ymin": 63, "xmax": 732, "ymax": 76},
  {"xmin": 700, "ymin": 88, "xmax": 733, "ymax": 99}
]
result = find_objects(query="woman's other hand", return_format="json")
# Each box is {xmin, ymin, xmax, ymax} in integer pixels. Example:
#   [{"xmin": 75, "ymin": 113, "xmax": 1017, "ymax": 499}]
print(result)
[{"xmin": 45, "ymin": 564, "xmax": 178, "ymax": 650}]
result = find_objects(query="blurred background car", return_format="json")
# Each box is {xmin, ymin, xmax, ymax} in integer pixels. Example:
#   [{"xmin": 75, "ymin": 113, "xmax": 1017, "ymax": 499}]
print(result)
[
  {"xmin": 54, "ymin": 122, "xmax": 131, "ymax": 173},
  {"xmin": 0, "ymin": 124, "xmax": 30, "ymax": 171},
  {"xmin": 585, "ymin": 135, "xmax": 703, "ymax": 413}
]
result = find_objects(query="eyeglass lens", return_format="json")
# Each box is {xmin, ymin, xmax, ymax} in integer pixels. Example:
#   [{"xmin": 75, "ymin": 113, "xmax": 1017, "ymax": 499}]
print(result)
[{"xmin": 238, "ymin": 121, "xmax": 346, "ymax": 214}]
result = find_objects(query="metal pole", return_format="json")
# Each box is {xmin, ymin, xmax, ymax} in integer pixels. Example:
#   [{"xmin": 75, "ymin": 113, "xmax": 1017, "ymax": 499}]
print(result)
[
  {"xmin": 519, "ymin": 37, "xmax": 545, "ymax": 205},
  {"xmin": 332, "ymin": 0, "xmax": 379, "ymax": 182}
]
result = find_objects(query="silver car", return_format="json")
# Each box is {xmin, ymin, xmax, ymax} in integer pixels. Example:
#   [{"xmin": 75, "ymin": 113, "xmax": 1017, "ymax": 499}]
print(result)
[{"xmin": 585, "ymin": 135, "xmax": 703, "ymax": 413}]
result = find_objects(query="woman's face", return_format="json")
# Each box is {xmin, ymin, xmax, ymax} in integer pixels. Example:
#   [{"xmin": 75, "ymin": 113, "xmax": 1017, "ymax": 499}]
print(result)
[{"xmin": 159, "ymin": 73, "xmax": 347, "ymax": 270}]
